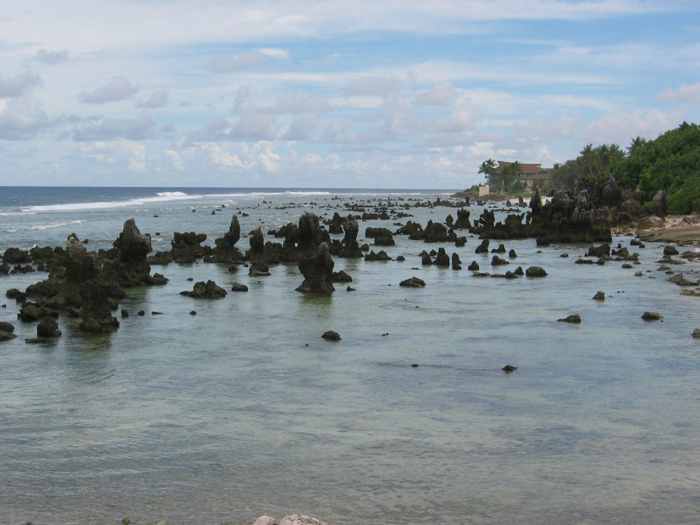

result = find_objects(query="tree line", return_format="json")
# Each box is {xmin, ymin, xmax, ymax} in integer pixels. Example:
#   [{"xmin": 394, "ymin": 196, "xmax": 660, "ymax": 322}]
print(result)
[{"xmin": 477, "ymin": 122, "xmax": 700, "ymax": 214}]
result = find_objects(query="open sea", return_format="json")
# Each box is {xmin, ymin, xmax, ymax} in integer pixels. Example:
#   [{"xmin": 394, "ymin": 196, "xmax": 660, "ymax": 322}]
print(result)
[{"xmin": 1, "ymin": 186, "xmax": 699, "ymax": 525}]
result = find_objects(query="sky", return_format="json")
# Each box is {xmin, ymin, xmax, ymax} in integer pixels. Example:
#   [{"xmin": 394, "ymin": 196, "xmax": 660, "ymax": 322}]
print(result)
[{"xmin": 0, "ymin": 0, "xmax": 699, "ymax": 189}]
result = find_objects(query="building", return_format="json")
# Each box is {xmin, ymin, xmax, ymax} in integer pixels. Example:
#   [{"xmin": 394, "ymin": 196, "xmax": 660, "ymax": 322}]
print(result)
[{"xmin": 489, "ymin": 161, "xmax": 554, "ymax": 190}]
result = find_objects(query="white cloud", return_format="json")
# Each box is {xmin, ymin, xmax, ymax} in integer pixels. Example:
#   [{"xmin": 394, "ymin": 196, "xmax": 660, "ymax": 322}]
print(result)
[
  {"xmin": 164, "ymin": 149, "xmax": 184, "ymax": 170},
  {"xmin": 284, "ymin": 113, "xmax": 320, "ymax": 140},
  {"xmin": 582, "ymin": 109, "xmax": 685, "ymax": 144},
  {"xmin": 33, "ymin": 49, "xmax": 69, "ymax": 65},
  {"xmin": 0, "ymin": 72, "xmax": 42, "ymax": 98},
  {"xmin": 73, "ymin": 111, "xmax": 156, "ymax": 141},
  {"xmin": 253, "ymin": 141, "xmax": 281, "ymax": 171},
  {"xmin": 233, "ymin": 86, "xmax": 251, "ymax": 113},
  {"xmin": 136, "ymin": 90, "xmax": 168, "ymax": 108},
  {"xmin": 208, "ymin": 48, "xmax": 289, "ymax": 73},
  {"xmin": 348, "ymin": 76, "xmax": 404, "ymax": 96},
  {"xmin": 260, "ymin": 91, "xmax": 332, "ymax": 114},
  {"xmin": 0, "ymin": 96, "xmax": 48, "ymax": 140},
  {"xmin": 413, "ymin": 81, "xmax": 459, "ymax": 106},
  {"xmin": 79, "ymin": 76, "xmax": 139, "ymax": 104},
  {"xmin": 200, "ymin": 111, "xmax": 280, "ymax": 141},
  {"xmin": 658, "ymin": 82, "xmax": 700, "ymax": 103}
]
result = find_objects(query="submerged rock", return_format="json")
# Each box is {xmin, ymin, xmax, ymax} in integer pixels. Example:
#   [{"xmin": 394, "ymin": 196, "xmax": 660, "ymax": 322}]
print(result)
[{"xmin": 558, "ymin": 314, "xmax": 581, "ymax": 324}]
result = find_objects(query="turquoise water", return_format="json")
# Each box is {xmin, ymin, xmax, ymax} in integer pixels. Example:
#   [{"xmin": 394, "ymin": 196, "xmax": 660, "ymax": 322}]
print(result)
[{"xmin": 1, "ymin": 189, "xmax": 700, "ymax": 524}]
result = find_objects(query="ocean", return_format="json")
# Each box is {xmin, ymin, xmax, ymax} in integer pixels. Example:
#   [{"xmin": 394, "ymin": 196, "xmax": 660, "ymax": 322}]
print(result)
[{"xmin": 1, "ymin": 187, "xmax": 699, "ymax": 525}]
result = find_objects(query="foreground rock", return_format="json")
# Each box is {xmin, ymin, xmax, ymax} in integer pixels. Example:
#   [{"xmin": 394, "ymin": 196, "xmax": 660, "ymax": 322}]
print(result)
[
  {"xmin": 296, "ymin": 242, "xmax": 335, "ymax": 295},
  {"xmin": 253, "ymin": 516, "xmax": 326, "ymax": 525},
  {"xmin": 37, "ymin": 317, "xmax": 61, "ymax": 338}
]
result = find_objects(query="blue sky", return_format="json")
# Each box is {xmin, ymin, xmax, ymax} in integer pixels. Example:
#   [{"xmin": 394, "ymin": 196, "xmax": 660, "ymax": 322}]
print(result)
[{"xmin": 0, "ymin": 0, "xmax": 698, "ymax": 188}]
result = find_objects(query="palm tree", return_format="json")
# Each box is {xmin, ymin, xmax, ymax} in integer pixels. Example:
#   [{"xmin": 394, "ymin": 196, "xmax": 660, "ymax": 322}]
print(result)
[
  {"xmin": 478, "ymin": 158, "xmax": 498, "ymax": 185},
  {"xmin": 627, "ymin": 136, "xmax": 647, "ymax": 155},
  {"xmin": 580, "ymin": 144, "xmax": 597, "ymax": 178},
  {"xmin": 504, "ymin": 161, "xmax": 521, "ymax": 191}
]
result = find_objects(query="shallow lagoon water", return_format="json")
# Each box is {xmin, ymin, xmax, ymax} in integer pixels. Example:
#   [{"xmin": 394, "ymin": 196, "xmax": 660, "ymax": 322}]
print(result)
[{"xmin": 1, "ymin": 188, "xmax": 700, "ymax": 524}]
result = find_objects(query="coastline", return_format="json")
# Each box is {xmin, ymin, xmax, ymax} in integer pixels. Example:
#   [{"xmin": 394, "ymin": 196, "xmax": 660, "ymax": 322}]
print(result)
[{"xmin": 635, "ymin": 214, "xmax": 700, "ymax": 243}]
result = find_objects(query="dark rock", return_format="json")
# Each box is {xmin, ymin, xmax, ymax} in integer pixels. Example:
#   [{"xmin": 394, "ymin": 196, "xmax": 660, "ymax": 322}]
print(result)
[
  {"xmin": 212, "ymin": 214, "xmax": 243, "ymax": 263},
  {"xmin": 231, "ymin": 283, "xmax": 249, "ymax": 292},
  {"xmin": 451, "ymin": 253, "xmax": 461, "ymax": 270},
  {"xmin": 455, "ymin": 236, "xmax": 466, "ymax": 247},
  {"xmin": 396, "ymin": 255, "xmax": 406, "ymax": 262},
  {"xmin": 526, "ymin": 266, "xmax": 547, "ymax": 277},
  {"xmin": 653, "ymin": 190, "xmax": 669, "ymax": 217},
  {"xmin": 365, "ymin": 250, "xmax": 392, "ymax": 261},
  {"xmin": 3, "ymin": 247, "xmax": 31, "ymax": 264},
  {"xmin": 249, "ymin": 263, "xmax": 271, "ymax": 276},
  {"xmin": 421, "ymin": 254, "xmax": 432, "ymax": 265},
  {"xmin": 346, "ymin": 286, "xmax": 355, "ymax": 291},
  {"xmin": 322, "ymin": 330, "xmax": 341, "ymax": 341},
  {"xmin": 138, "ymin": 310, "xmax": 145, "ymax": 316},
  {"xmin": 468, "ymin": 261, "xmax": 479, "ymax": 271},
  {"xmin": 331, "ymin": 270, "xmax": 353, "ymax": 283},
  {"xmin": 190, "ymin": 310, "xmax": 197, "ymax": 315},
  {"xmin": 435, "ymin": 248, "xmax": 450, "ymax": 266},
  {"xmin": 491, "ymin": 244, "xmax": 506, "ymax": 253},
  {"xmin": 491, "ymin": 255, "xmax": 508, "ymax": 266},
  {"xmin": 502, "ymin": 365, "xmax": 517, "ymax": 373},
  {"xmin": 593, "ymin": 291, "xmax": 605, "ymax": 300},
  {"xmin": 180, "ymin": 280, "xmax": 228, "ymax": 299},
  {"xmin": 37, "ymin": 317, "xmax": 61, "ymax": 338},
  {"xmin": 121, "ymin": 309, "xmax": 130, "ymax": 318},
  {"xmin": 475, "ymin": 239, "xmax": 489, "ymax": 254},
  {"xmin": 400, "ymin": 277, "xmax": 426, "ymax": 287},
  {"xmin": 587, "ymin": 243, "xmax": 610, "ymax": 257},
  {"xmin": 296, "ymin": 242, "xmax": 335, "ymax": 295},
  {"xmin": 508, "ymin": 249, "xmax": 517, "ymax": 258},
  {"xmin": 663, "ymin": 245, "xmax": 679, "ymax": 256},
  {"xmin": 365, "ymin": 227, "xmax": 395, "ymax": 246},
  {"xmin": 0, "ymin": 321, "xmax": 15, "ymax": 333},
  {"xmin": 558, "ymin": 314, "xmax": 581, "ymax": 324},
  {"xmin": 641, "ymin": 311, "xmax": 663, "ymax": 321},
  {"xmin": 18, "ymin": 304, "xmax": 41, "ymax": 322},
  {"xmin": 692, "ymin": 329, "xmax": 700, "ymax": 339},
  {"xmin": 0, "ymin": 331, "xmax": 17, "ymax": 341}
]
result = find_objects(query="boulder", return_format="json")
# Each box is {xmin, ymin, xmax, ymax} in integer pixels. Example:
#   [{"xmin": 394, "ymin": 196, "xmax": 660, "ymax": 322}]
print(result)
[
  {"xmin": 213, "ymin": 214, "xmax": 244, "ymax": 263},
  {"xmin": 642, "ymin": 312, "xmax": 663, "ymax": 321},
  {"xmin": 400, "ymin": 276, "xmax": 426, "ymax": 288},
  {"xmin": 508, "ymin": 249, "xmax": 517, "ymax": 259},
  {"xmin": 113, "ymin": 218, "xmax": 152, "ymax": 263},
  {"xmin": 526, "ymin": 266, "xmax": 548, "ymax": 277},
  {"xmin": 180, "ymin": 280, "xmax": 227, "ymax": 299},
  {"xmin": 434, "ymin": 248, "xmax": 450, "ymax": 266},
  {"xmin": 231, "ymin": 283, "xmax": 249, "ymax": 292},
  {"xmin": 37, "ymin": 317, "xmax": 61, "ymax": 338},
  {"xmin": 593, "ymin": 291, "xmax": 605, "ymax": 301},
  {"xmin": 364, "ymin": 250, "xmax": 392, "ymax": 261},
  {"xmin": 558, "ymin": 314, "xmax": 581, "ymax": 324},
  {"xmin": 451, "ymin": 253, "xmax": 462, "ymax": 270},
  {"xmin": 663, "ymin": 245, "xmax": 679, "ymax": 256},
  {"xmin": 249, "ymin": 263, "xmax": 271, "ymax": 276},
  {"xmin": 0, "ymin": 321, "xmax": 15, "ymax": 333},
  {"xmin": 491, "ymin": 255, "xmax": 508, "ymax": 266},
  {"xmin": 296, "ymin": 242, "xmax": 335, "ymax": 295},
  {"xmin": 331, "ymin": 270, "xmax": 353, "ymax": 283},
  {"xmin": 475, "ymin": 239, "xmax": 489, "ymax": 254},
  {"xmin": 692, "ymin": 329, "xmax": 700, "ymax": 339},
  {"xmin": 468, "ymin": 261, "xmax": 479, "ymax": 271},
  {"xmin": 514, "ymin": 266, "xmax": 524, "ymax": 276},
  {"xmin": 0, "ymin": 330, "xmax": 17, "ymax": 341},
  {"xmin": 279, "ymin": 516, "xmax": 326, "ymax": 525},
  {"xmin": 322, "ymin": 331, "xmax": 341, "ymax": 341}
]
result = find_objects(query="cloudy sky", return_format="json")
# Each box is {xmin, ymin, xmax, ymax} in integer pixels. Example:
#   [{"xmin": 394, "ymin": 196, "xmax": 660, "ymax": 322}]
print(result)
[{"xmin": 1, "ymin": 0, "xmax": 699, "ymax": 188}]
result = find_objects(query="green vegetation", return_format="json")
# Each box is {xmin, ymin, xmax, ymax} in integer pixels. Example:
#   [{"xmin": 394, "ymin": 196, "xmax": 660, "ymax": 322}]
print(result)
[
  {"xmin": 612, "ymin": 122, "xmax": 700, "ymax": 214},
  {"xmin": 536, "ymin": 122, "xmax": 700, "ymax": 214}
]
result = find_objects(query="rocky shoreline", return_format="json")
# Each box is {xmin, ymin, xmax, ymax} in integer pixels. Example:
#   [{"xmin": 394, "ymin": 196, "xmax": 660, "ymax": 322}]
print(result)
[{"xmin": 1, "ymin": 181, "xmax": 699, "ymax": 345}]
